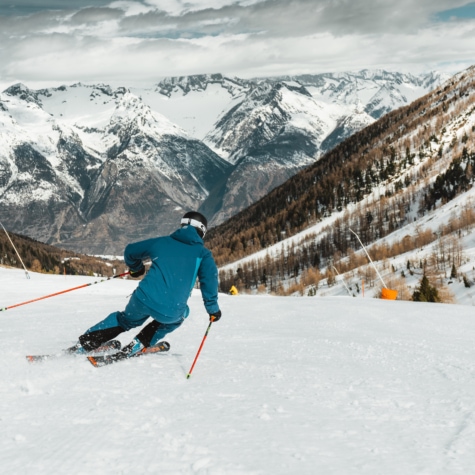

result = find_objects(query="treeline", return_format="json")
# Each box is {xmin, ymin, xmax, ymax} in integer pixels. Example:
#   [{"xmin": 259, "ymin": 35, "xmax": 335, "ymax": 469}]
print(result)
[
  {"xmin": 0, "ymin": 231, "xmax": 126, "ymax": 276},
  {"xmin": 210, "ymin": 68, "xmax": 475, "ymax": 293},
  {"xmin": 219, "ymin": 197, "xmax": 475, "ymax": 295},
  {"xmin": 422, "ymin": 146, "xmax": 475, "ymax": 210}
]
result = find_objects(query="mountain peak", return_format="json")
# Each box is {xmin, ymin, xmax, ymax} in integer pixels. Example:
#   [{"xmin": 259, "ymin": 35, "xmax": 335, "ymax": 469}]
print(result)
[
  {"xmin": 155, "ymin": 73, "xmax": 221, "ymax": 95},
  {"xmin": 4, "ymin": 83, "xmax": 43, "ymax": 105}
]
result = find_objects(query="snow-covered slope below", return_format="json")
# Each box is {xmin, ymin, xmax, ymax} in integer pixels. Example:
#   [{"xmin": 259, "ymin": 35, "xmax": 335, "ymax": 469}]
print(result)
[
  {"xmin": 135, "ymin": 81, "xmax": 247, "ymax": 141},
  {"xmin": 1, "ymin": 267, "xmax": 475, "ymax": 474}
]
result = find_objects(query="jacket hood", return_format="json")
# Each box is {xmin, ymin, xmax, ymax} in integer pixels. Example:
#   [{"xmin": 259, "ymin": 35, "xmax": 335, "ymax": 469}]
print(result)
[{"xmin": 170, "ymin": 225, "xmax": 204, "ymax": 245}]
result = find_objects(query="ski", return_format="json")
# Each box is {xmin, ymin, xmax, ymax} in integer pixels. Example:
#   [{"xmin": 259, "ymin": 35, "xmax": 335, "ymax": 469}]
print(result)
[
  {"xmin": 26, "ymin": 339, "xmax": 122, "ymax": 363},
  {"xmin": 87, "ymin": 341, "xmax": 170, "ymax": 367}
]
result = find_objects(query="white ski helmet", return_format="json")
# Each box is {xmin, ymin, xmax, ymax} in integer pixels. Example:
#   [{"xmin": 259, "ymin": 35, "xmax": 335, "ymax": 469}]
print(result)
[{"xmin": 180, "ymin": 211, "xmax": 208, "ymax": 238}]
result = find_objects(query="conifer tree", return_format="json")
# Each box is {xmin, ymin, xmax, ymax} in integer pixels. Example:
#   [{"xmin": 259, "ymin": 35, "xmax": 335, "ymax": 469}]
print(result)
[
  {"xmin": 412, "ymin": 273, "xmax": 440, "ymax": 303},
  {"xmin": 450, "ymin": 263, "xmax": 457, "ymax": 279}
]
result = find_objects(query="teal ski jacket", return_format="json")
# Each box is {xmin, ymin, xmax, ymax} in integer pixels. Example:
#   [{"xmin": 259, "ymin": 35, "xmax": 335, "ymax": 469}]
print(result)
[{"xmin": 124, "ymin": 225, "xmax": 220, "ymax": 323}]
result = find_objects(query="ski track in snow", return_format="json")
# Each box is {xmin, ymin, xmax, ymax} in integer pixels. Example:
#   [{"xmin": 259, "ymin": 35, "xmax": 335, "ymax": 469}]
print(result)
[{"xmin": 1, "ymin": 267, "xmax": 475, "ymax": 474}]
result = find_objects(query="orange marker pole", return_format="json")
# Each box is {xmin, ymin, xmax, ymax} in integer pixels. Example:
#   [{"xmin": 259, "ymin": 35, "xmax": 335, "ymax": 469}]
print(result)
[{"xmin": 1, "ymin": 271, "xmax": 130, "ymax": 313}]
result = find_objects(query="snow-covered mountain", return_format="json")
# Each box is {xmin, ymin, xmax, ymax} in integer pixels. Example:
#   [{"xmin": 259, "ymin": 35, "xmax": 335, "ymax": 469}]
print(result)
[
  {"xmin": 0, "ymin": 70, "xmax": 448, "ymax": 253},
  {"xmin": 0, "ymin": 83, "xmax": 230, "ymax": 253},
  {"xmin": 273, "ymin": 70, "xmax": 442, "ymax": 118}
]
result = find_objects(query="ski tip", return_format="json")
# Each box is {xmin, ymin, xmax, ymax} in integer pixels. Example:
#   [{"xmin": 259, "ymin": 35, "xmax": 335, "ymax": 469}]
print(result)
[
  {"xmin": 26, "ymin": 355, "xmax": 48, "ymax": 363},
  {"xmin": 87, "ymin": 356, "xmax": 99, "ymax": 367}
]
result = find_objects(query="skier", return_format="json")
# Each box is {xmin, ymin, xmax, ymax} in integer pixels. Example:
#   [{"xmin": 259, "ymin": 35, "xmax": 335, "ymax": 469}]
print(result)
[{"xmin": 68, "ymin": 211, "xmax": 221, "ymax": 357}]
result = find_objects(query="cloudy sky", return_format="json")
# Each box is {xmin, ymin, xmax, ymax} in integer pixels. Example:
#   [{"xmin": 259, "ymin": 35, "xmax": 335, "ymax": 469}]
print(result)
[{"xmin": 0, "ymin": 0, "xmax": 475, "ymax": 91}]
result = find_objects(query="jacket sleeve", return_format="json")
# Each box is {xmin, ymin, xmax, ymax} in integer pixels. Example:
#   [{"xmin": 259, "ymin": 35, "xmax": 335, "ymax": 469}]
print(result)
[
  {"xmin": 197, "ymin": 249, "xmax": 220, "ymax": 315},
  {"xmin": 124, "ymin": 238, "xmax": 155, "ymax": 271}
]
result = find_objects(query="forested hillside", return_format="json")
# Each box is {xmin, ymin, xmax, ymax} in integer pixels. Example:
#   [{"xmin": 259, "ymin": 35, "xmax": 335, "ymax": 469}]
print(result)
[
  {"xmin": 0, "ymin": 231, "xmax": 126, "ymax": 276},
  {"xmin": 209, "ymin": 67, "xmax": 475, "ymax": 294}
]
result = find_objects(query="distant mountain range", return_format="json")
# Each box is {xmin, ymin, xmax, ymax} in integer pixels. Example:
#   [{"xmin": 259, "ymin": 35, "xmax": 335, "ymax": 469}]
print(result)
[{"xmin": 0, "ymin": 70, "xmax": 449, "ymax": 254}]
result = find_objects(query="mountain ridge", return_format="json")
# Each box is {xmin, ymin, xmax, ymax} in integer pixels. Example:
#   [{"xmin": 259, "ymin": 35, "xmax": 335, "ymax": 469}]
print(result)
[{"xmin": 0, "ymin": 69, "xmax": 450, "ymax": 253}]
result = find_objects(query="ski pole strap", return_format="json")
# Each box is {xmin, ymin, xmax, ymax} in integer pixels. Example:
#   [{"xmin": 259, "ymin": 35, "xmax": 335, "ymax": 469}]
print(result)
[{"xmin": 1, "ymin": 271, "xmax": 130, "ymax": 313}]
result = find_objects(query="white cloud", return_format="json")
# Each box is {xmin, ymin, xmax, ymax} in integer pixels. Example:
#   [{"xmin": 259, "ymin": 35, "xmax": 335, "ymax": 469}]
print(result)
[
  {"xmin": 0, "ymin": 0, "xmax": 474, "ymax": 90},
  {"xmin": 109, "ymin": 0, "xmax": 152, "ymax": 16}
]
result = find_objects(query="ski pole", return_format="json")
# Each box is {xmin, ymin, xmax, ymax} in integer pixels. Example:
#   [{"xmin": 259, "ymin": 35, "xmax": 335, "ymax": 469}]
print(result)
[
  {"xmin": 349, "ymin": 228, "xmax": 387, "ymax": 288},
  {"xmin": 331, "ymin": 265, "xmax": 352, "ymax": 296},
  {"xmin": 0, "ymin": 220, "xmax": 30, "ymax": 279},
  {"xmin": 186, "ymin": 318, "xmax": 215, "ymax": 379},
  {"xmin": 1, "ymin": 271, "xmax": 130, "ymax": 313}
]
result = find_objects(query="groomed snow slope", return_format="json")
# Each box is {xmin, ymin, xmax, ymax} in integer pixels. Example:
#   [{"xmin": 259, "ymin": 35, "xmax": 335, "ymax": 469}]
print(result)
[{"xmin": 1, "ymin": 267, "xmax": 475, "ymax": 474}]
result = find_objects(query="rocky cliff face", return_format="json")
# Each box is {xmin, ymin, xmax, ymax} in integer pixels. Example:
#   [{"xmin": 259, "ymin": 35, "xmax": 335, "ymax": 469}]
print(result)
[
  {"xmin": 0, "ymin": 85, "xmax": 231, "ymax": 254},
  {"xmin": 201, "ymin": 81, "xmax": 342, "ymax": 224}
]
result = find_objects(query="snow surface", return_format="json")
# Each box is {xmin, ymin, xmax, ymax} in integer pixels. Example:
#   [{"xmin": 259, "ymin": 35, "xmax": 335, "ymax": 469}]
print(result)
[
  {"xmin": 134, "ymin": 84, "xmax": 245, "ymax": 141},
  {"xmin": 2, "ymin": 267, "xmax": 475, "ymax": 474}
]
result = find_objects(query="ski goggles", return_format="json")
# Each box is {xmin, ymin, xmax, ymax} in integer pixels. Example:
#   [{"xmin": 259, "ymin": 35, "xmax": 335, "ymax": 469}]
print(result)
[{"xmin": 180, "ymin": 218, "xmax": 207, "ymax": 237}]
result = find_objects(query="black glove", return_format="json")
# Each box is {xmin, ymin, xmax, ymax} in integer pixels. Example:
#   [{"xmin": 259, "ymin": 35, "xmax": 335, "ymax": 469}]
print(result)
[
  {"xmin": 209, "ymin": 310, "xmax": 222, "ymax": 322},
  {"xmin": 129, "ymin": 266, "xmax": 145, "ymax": 278}
]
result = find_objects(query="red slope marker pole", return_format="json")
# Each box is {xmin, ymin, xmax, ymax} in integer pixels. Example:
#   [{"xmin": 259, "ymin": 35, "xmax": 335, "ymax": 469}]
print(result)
[
  {"xmin": 0, "ymin": 271, "xmax": 130, "ymax": 313},
  {"xmin": 186, "ymin": 318, "xmax": 215, "ymax": 379}
]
